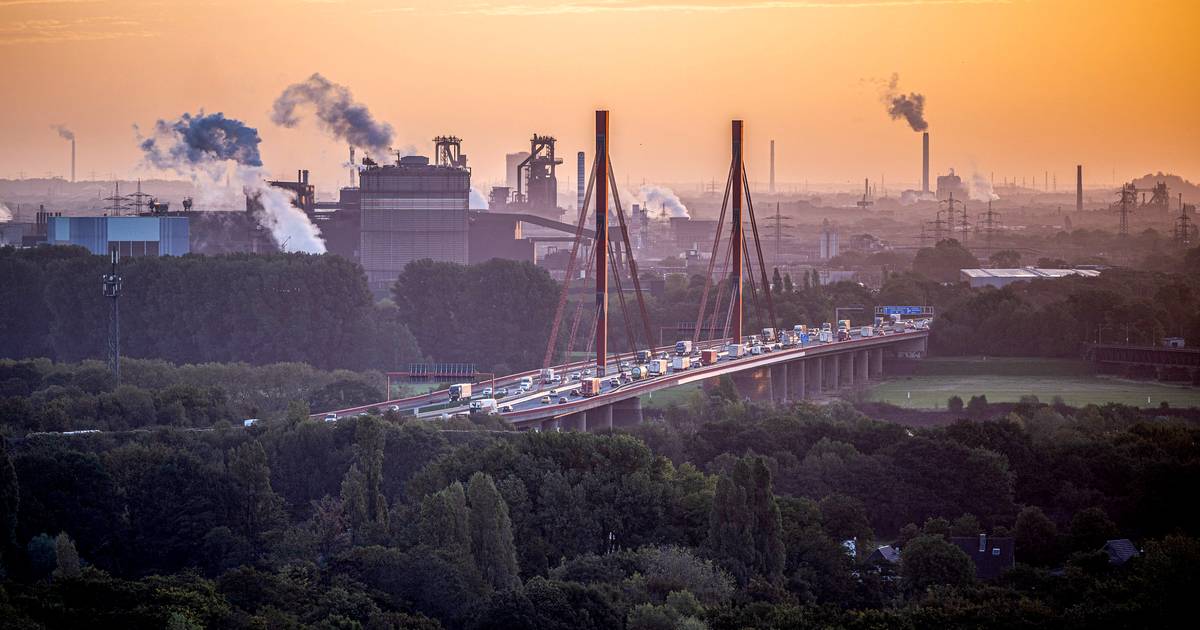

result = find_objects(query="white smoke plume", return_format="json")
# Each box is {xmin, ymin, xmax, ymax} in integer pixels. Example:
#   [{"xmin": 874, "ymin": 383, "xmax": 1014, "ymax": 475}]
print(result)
[
  {"xmin": 52, "ymin": 124, "xmax": 75, "ymax": 141},
  {"xmin": 971, "ymin": 172, "xmax": 999, "ymax": 202},
  {"xmin": 137, "ymin": 111, "xmax": 326, "ymax": 253},
  {"xmin": 0, "ymin": 202, "xmax": 12, "ymax": 223},
  {"xmin": 634, "ymin": 184, "xmax": 689, "ymax": 219}
]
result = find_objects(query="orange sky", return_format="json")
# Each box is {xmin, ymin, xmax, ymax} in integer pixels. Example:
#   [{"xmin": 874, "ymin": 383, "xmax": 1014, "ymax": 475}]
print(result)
[{"xmin": 1, "ymin": 0, "xmax": 1197, "ymax": 195}]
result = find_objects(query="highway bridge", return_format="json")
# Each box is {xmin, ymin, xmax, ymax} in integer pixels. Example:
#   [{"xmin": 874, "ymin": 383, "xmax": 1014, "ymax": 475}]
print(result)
[
  {"xmin": 315, "ymin": 327, "xmax": 929, "ymax": 430},
  {"xmin": 316, "ymin": 112, "xmax": 932, "ymax": 430}
]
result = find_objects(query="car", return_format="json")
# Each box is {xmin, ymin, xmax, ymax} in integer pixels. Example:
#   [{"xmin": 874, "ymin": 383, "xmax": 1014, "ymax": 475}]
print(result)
[
  {"xmin": 609, "ymin": 377, "xmax": 620, "ymax": 387},
  {"xmin": 619, "ymin": 361, "xmax": 630, "ymax": 370},
  {"xmin": 323, "ymin": 413, "xmax": 338, "ymax": 422},
  {"xmin": 481, "ymin": 387, "xmax": 493, "ymax": 397},
  {"xmin": 570, "ymin": 372, "xmax": 581, "ymax": 381},
  {"xmin": 583, "ymin": 369, "xmax": 593, "ymax": 376},
  {"xmin": 557, "ymin": 397, "xmax": 568, "ymax": 404},
  {"xmin": 243, "ymin": 418, "xmax": 259, "ymax": 428},
  {"xmin": 388, "ymin": 405, "xmax": 400, "ymax": 412},
  {"xmin": 540, "ymin": 395, "xmax": 552, "ymax": 404},
  {"xmin": 496, "ymin": 387, "xmax": 509, "ymax": 397},
  {"xmin": 515, "ymin": 387, "xmax": 527, "ymax": 395},
  {"xmin": 551, "ymin": 375, "xmax": 562, "ymax": 383},
  {"xmin": 358, "ymin": 411, "xmax": 370, "ymax": 417},
  {"xmin": 570, "ymin": 389, "xmax": 581, "ymax": 397},
  {"xmin": 499, "ymin": 405, "xmax": 513, "ymax": 412}
]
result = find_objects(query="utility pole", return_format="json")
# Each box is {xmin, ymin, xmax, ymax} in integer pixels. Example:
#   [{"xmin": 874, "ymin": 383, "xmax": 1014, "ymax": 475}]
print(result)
[
  {"xmin": 981, "ymin": 201, "xmax": 1001, "ymax": 255},
  {"xmin": 102, "ymin": 250, "xmax": 123, "ymax": 384}
]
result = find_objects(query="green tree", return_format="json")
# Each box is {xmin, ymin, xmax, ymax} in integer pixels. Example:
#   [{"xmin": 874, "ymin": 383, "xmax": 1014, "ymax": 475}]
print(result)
[
  {"xmin": 27, "ymin": 533, "xmax": 56, "ymax": 580},
  {"xmin": 53, "ymin": 531, "xmax": 82, "ymax": 579},
  {"xmin": 912, "ymin": 239, "xmax": 978, "ymax": 283},
  {"xmin": 0, "ymin": 437, "xmax": 17, "ymax": 564},
  {"xmin": 466, "ymin": 472, "xmax": 520, "ymax": 591},
  {"xmin": 989, "ymin": 249, "xmax": 1022, "ymax": 268},
  {"xmin": 227, "ymin": 440, "xmax": 286, "ymax": 540},
  {"xmin": 783, "ymin": 273, "xmax": 794, "ymax": 293},
  {"xmin": 950, "ymin": 513, "xmax": 981, "ymax": 537},
  {"xmin": 339, "ymin": 416, "xmax": 388, "ymax": 538},
  {"xmin": 1069, "ymin": 507, "xmax": 1117, "ymax": 552},
  {"xmin": 1015, "ymin": 506, "xmax": 1059, "ymax": 566},
  {"xmin": 900, "ymin": 534, "xmax": 976, "ymax": 594},
  {"xmin": 418, "ymin": 482, "xmax": 471, "ymax": 562},
  {"xmin": 772, "ymin": 268, "xmax": 784, "ymax": 295},
  {"xmin": 965, "ymin": 395, "xmax": 989, "ymax": 418},
  {"xmin": 947, "ymin": 395, "xmax": 964, "ymax": 414},
  {"xmin": 707, "ymin": 456, "xmax": 784, "ymax": 584}
]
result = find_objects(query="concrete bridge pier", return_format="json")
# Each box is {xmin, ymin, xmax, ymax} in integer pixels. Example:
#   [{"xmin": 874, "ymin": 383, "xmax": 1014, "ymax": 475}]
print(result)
[
  {"xmin": 787, "ymin": 359, "xmax": 807, "ymax": 400},
  {"xmin": 828, "ymin": 354, "xmax": 840, "ymax": 390},
  {"xmin": 560, "ymin": 411, "xmax": 587, "ymax": 432},
  {"xmin": 731, "ymin": 366, "xmax": 774, "ymax": 402},
  {"xmin": 857, "ymin": 349, "xmax": 869, "ymax": 382},
  {"xmin": 771, "ymin": 363, "xmax": 789, "ymax": 403},
  {"xmin": 612, "ymin": 397, "xmax": 644, "ymax": 427},
  {"xmin": 841, "ymin": 352, "xmax": 855, "ymax": 387},
  {"xmin": 541, "ymin": 417, "xmax": 561, "ymax": 432},
  {"xmin": 812, "ymin": 357, "xmax": 824, "ymax": 394},
  {"xmin": 871, "ymin": 347, "xmax": 884, "ymax": 377},
  {"xmin": 586, "ymin": 404, "xmax": 614, "ymax": 431}
]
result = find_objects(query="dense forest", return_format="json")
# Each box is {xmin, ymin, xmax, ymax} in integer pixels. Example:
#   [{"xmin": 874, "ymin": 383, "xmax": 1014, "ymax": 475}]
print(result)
[
  {"xmin": 0, "ymin": 359, "xmax": 386, "ymax": 433},
  {"xmin": 0, "ymin": 247, "xmax": 419, "ymax": 371},
  {"xmin": 6, "ymin": 243, "xmax": 1200, "ymax": 377},
  {"xmin": 1, "ymin": 389, "xmax": 1197, "ymax": 628}
]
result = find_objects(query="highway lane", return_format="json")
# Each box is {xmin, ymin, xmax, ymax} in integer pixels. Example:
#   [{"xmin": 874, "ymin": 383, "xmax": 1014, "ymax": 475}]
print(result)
[{"xmin": 501, "ymin": 327, "xmax": 929, "ymax": 425}]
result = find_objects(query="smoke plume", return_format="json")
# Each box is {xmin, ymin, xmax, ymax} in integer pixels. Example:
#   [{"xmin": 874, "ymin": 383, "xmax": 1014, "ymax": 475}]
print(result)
[
  {"xmin": 272, "ymin": 73, "xmax": 394, "ymax": 157},
  {"xmin": 137, "ymin": 111, "xmax": 325, "ymax": 254},
  {"xmin": 635, "ymin": 184, "xmax": 689, "ymax": 219},
  {"xmin": 0, "ymin": 202, "xmax": 12, "ymax": 223},
  {"xmin": 882, "ymin": 73, "xmax": 928, "ymax": 132},
  {"xmin": 971, "ymin": 172, "xmax": 999, "ymax": 202},
  {"xmin": 470, "ymin": 188, "xmax": 489, "ymax": 210},
  {"xmin": 52, "ymin": 125, "xmax": 75, "ymax": 141}
]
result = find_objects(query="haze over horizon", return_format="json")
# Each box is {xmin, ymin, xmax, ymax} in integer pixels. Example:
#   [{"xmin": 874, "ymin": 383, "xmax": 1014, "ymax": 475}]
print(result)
[{"xmin": 1, "ymin": 0, "xmax": 1197, "ymax": 194}]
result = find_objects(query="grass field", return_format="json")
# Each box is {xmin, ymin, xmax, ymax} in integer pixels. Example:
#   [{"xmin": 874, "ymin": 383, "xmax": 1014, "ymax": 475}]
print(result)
[
  {"xmin": 866, "ymin": 358, "xmax": 1200, "ymax": 409},
  {"xmin": 640, "ymin": 383, "xmax": 704, "ymax": 410}
]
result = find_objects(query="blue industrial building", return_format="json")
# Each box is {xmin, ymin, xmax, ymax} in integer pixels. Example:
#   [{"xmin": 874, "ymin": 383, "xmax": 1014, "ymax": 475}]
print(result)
[{"xmin": 46, "ymin": 216, "xmax": 189, "ymax": 256}]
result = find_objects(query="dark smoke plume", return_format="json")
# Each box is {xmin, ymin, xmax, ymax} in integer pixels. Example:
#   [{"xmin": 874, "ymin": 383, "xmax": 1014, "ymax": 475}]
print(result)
[
  {"xmin": 52, "ymin": 124, "xmax": 75, "ymax": 141},
  {"xmin": 139, "ymin": 111, "xmax": 263, "ymax": 170},
  {"xmin": 271, "ymin": 73, "xmax": 393, "ymax": 156},
  {"xmin": 882, "ymin": 73, "xmax": 928, "ymax": 132},
  {"xmin": 136, "ymin": 110, "xmax": 324, "ymax": 253}
]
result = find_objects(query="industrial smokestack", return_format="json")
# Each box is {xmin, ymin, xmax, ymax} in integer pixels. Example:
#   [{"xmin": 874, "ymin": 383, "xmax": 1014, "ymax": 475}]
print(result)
[
  {"xmin": 769, "ymin": 139, "xmax": 775, "ymax": 194},
  {"xmin": 71, "ymin": 138, "xmax": 75, "ymax": 183},
  {"xmin": 922, "ymin": 132, "xmax": 930, "ymax": 193},
  {"xmin": 1076, "ymin": 164, "xmax": 1083, "ymax": 211},
  {"xmin": 577, "ymin": 151, "xmax": 584, "ymax": 210}
]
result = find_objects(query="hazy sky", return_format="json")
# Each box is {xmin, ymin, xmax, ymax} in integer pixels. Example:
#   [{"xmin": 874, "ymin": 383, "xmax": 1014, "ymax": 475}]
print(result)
[{"xmin": 1, "ymin": 0, "xmax": 1197, "ymax": 196}]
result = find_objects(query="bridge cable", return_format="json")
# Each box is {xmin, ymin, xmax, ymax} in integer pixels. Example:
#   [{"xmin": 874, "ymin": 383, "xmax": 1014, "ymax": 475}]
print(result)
[
  {"xmin": 692, "ymin": 162, "xmax": 736, "ymax": 345},
  {"xmin": 542, "ymin": 155, "xmax": 598, "ymax": 368}
]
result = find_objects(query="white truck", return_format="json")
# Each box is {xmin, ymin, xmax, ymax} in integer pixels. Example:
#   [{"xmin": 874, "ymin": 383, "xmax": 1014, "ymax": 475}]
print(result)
[
  {"xmin": 860, "ymin": 326, "xmax": 873, "ymax": 337},
  {"xmin": 469, "ymin": 398, "xmax": 498, "ymax": 413},
  {"xmin": 674, "ymin": 340, "xmax": 694, "ymax": 355},
  {"xmin": 726, "ymin": 343, "xmax": 747, "ymax": 358},
  {"xmin": 818, "ymin": 330, "xmax": 833, "ymax": 343},
  {"xmin": 449, "ymin": 383, "xmax": 472, "ymax": 402},
  {"xmin": 672, "ymin": 356, "xmax": 691, "ymax": 371},
  {"xmin": 539, "ymin": 368, "xmax": 556, "ymax": 384},
  {"xmin": 648, "ymin": 359, "xmax": 669, "ymax": 375},
  {"xmin": 761, "ymin": 328, "xmax": 776, "ymax": 342}
]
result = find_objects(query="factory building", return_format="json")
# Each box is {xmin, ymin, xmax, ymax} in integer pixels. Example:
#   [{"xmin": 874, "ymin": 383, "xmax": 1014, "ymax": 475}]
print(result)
[
  {"xmin": 359, "ymin": 138, "xmax": 471, "ymax": 291},
  {"xmin": 670, "ymin": 216, "xmax": 719, "ymax": 251},
  {"xmin": 960, "ymin": 267, "xmax": 1100, "ymax": 289},
  {"xmin": 937, "ymin": 169, "xmax": 969, "ymax": 201},
  {"xmin": 819, "ymin": 219, "xmax": 839, "ymax": 260},
  {"xmin": 490, "ymin": 135, "xmax": 564, "ymax": 220},
  {"xmin": 46, "ymin": 215, "xmax": 189, "ymax": 256}
]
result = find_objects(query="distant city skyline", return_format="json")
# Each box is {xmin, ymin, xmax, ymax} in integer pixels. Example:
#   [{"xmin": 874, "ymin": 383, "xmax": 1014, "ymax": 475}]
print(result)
[{"xmin": 1, "ymin": 0, "xmax": 1197, "ymax": 195}]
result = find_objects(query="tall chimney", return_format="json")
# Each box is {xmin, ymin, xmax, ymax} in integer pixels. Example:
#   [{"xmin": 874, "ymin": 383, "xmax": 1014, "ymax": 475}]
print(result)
[
  {"xmin": 350, "ymin": 146, "xmax": 356, "ymax": 187},
  {"xmin": 70, "ymin": 138, "xmax": 76, "ymax": 183},
  {"xmin": 769, "ymin": 139, "xmax": 776, "ymax": 194},
  {"xmin": 922, "ymin": 132, "xmax": 930, "ymax": 193},
  {"xmin": 1076, "ymin": 164, "xmax": 1083, "ymax": 211},
  {"xmin": 577, "ymin": 151, "xmax": 585, "ymax": 210}
]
